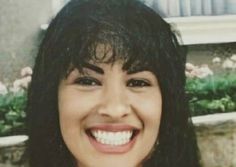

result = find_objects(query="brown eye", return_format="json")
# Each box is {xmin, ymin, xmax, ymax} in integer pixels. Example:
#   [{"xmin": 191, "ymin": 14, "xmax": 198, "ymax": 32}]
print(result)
[
  {"xmin": 127, "ymin": 79, "xmax": 151, "ymax": 87},
  {"xmin": 74, "ymin": 77, "xmax": 101, "ymax": 86}
]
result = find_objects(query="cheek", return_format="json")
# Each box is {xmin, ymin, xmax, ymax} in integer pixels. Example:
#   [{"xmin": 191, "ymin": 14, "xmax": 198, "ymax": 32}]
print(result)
[
  {"xmin": 130, "ymin": 89, "xmax": 162, "ymax": 150},
  {"xmin": 58, "ymin": 89, "xmax": 103, "ymax": 141},
  {"xmin": 130, "ymin": 90, "xmax": 162, "ymax": 125},
  {"xmin": 58, "ymin": 89, "xmax": 101, "ymax": 145},
  {"xmin": 130, "ymin": 90, "xmax": 162, "ymax": 158},
  {"xmin": 58, "ymin": 89, "xmax": 100, "ymax": 121}
]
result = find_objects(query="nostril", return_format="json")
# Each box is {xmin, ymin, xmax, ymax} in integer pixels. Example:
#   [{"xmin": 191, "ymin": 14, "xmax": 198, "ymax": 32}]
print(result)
[{"xmin": 97, "ymin": 103, "xmax": 131, "ymax": 119}]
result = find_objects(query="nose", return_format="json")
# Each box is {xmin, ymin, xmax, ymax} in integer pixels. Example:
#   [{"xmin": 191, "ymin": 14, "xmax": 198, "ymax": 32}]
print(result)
[{"xmin": 97, "ymin": 86, "xmax": 131, "ymax": 119}]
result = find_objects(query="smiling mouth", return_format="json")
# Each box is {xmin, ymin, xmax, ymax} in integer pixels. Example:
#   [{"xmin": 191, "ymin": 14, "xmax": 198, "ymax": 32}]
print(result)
[{"xmin": 86, "ymin": 129, "xmax": 139, "ymax": 146}]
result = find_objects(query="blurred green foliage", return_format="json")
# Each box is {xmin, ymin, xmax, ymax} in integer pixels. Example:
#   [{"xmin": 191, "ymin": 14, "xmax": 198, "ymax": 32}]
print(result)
[
  {"xmin": 186, "ymin": 73, "xmax": 236, "ymax": 116},
  {"xmin": 0, "ymin": 91, "xmax": 27, "ymax": 137}
]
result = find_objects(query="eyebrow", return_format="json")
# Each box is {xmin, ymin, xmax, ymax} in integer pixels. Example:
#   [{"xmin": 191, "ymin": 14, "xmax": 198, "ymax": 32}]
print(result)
[
  {"xmin": 82, "ymin": 62, "xmax": 151, "ymax": 75},
  {"xmin": 83, "ymin": 62, "xmax": 104, "ymax": 74},
  {"xmin": 125, "ymin": 66, "xmax": 152, "ymax": 74}
]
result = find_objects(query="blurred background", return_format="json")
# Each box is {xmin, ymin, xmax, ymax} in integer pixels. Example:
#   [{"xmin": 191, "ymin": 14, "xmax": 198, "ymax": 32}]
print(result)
[{"xmin": 1, "ymin": 0, "xmax": 236, "ymax": 82}]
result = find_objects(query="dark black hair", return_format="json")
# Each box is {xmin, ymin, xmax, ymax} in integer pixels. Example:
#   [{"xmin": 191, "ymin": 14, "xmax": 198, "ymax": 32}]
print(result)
[{"xmin": 27, "ymin": 0, "xmax": 201, "ymax": 166}]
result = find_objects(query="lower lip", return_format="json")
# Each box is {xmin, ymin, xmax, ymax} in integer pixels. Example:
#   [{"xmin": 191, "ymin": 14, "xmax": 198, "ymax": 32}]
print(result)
[{"xmin": 87, "ymin": 133, "xmax": 138, "ymax": 154}]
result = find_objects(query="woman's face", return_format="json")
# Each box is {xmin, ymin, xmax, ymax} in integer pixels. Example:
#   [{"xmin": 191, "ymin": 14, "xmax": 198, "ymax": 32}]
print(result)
[{"xmin": 58, "ymin": 59, "xmax": 162, "ymax": 167}]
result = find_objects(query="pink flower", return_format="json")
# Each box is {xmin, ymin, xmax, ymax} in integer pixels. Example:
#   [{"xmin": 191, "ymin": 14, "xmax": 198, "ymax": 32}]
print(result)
[
  {"xmin": 12, "ymin": 79, "xmax": 23, "ymax": 92},
  {"xmin": 20, "ymin": 76, "xmax": 32, "ymax": 89},
  {"xmin": 222, "ymin": 59, "xmax": 235, "ymax": 69},
  {"xmin": 185, "ymin": 63, "xmax": 213, "ymax": 79},
  {"xmin": 212, "ymin": 57, "xmax": 221, "ymax": 64},
  {"xmin": 12, "ymin": 76, "xmax": 32, "ymax": 91},
  {"xmin": 195, "ymin": 65, "xmax": 213, "ymax": 78},
  {"xmin": 185, "ymin": 63, "xmax": 195, "ymax": 71},
  {"xmin": 230, "ymin": 54, "xmax": 236, "ymax": 62},
  {"xmin": 21, "ymin": 66, "xmax": 33, "ymax": 77},
  {"xmin": 185, "ymin": 71, "xmax": 194, "ymax": 78}
]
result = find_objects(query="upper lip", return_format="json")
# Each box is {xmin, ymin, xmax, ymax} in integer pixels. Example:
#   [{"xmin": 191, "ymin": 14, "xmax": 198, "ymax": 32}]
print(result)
[{"xmin": 87, "ymin": 124, "xmax": 140, "ymax": 132}]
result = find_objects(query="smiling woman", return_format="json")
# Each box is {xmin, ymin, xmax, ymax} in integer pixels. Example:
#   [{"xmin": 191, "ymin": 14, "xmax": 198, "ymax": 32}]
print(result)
[
  {"xmin": 58, "ymin": 60, "xmax": 162, "ymax": 166},
  {"xmin": 27, "ymin": 0, "xmax": 201, "ymax": 167}
]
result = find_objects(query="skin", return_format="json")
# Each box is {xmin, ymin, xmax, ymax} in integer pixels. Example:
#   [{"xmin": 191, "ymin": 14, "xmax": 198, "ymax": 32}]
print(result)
[{"xmin": 58, "ymin": 59, "xmax": 162, "ymax": 167}]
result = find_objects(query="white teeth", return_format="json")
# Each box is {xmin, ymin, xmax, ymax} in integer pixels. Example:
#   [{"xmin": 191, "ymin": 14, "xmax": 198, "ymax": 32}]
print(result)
[{"xmin": 91, "ymin": 130, "xmax": 133, "ymax": 146}]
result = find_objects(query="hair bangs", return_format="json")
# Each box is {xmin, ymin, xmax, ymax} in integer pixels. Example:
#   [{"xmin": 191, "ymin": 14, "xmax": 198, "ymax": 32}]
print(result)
[{"xmin": 59, "ymin": 22, "xmax": 160, "ymax": 77}]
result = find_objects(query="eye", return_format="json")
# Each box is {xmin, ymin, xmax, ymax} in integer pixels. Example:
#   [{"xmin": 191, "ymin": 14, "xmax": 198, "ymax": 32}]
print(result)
[
  {"xmin": 74, "ymin": 76, "xmax": 101, "ymax": 86},
  {"xmin": 127, "ymin": 79, "xmax": 151, "ymax": 87}
]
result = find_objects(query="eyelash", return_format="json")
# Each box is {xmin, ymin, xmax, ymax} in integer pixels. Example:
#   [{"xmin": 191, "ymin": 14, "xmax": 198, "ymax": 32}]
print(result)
[
  {"xmin": 74, "ymin": 77, "xmax": 101, "ymax": 86},
  {"xmin": 126, "ymin": 79, "xmax": 151, "ymax": 87},
  {"xmin": 74, "ymin": 77, "xmax": 151, "ymax": 87}
]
